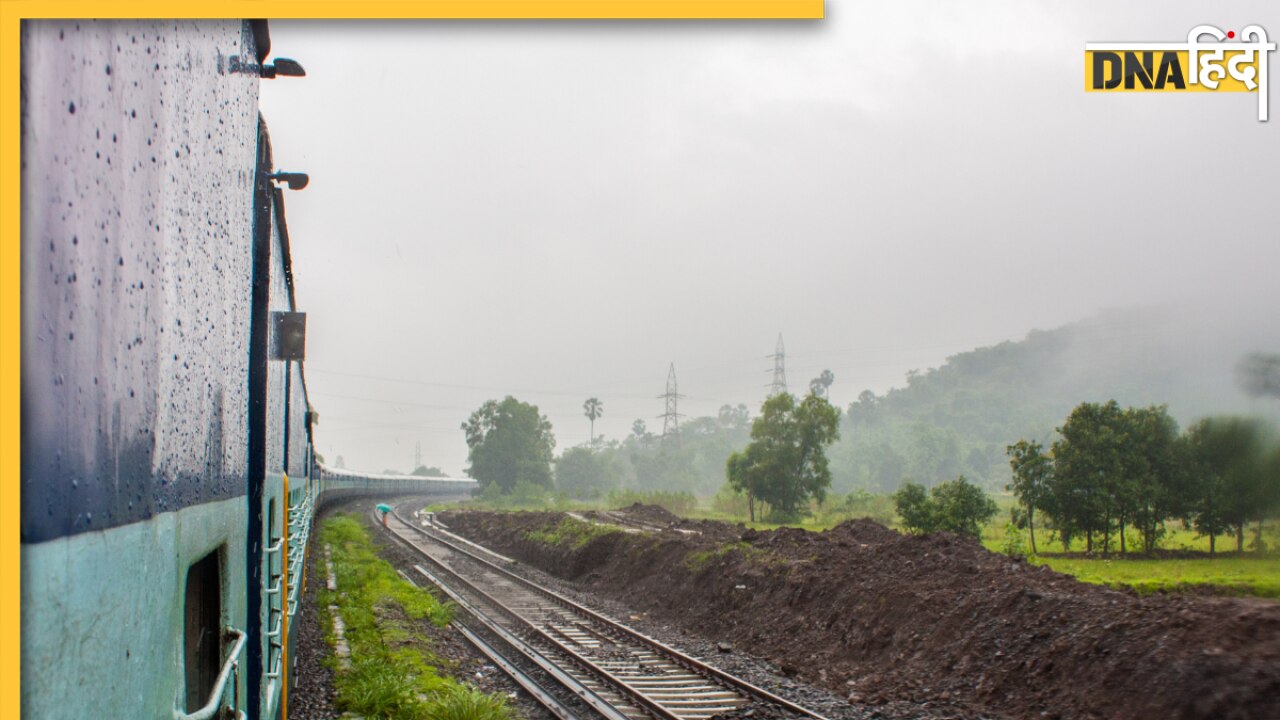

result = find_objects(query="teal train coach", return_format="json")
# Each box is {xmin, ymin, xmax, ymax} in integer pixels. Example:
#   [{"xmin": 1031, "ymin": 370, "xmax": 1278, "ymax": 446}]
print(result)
[{"xmin": 19, "ymin": 19, "xmax": 476, "ymax": 718}]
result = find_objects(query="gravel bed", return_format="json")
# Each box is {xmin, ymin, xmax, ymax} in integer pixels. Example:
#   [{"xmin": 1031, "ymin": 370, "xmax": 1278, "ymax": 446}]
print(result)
[{"xmin": 290, "ymin": 505, "xmax": 341, "ymax": 719}]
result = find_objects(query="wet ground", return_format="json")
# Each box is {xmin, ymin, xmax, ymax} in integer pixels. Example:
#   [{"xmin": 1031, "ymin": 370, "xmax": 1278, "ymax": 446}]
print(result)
[{"xmin": 438, "ymin": 505, "xmax": 1280, "ymax": 720}]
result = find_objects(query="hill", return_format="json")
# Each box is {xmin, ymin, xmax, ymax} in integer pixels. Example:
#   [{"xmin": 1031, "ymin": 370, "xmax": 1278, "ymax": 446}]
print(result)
[{"xmin": 831, "ymin": 305, "xmax": 1280, "ymax": 492}]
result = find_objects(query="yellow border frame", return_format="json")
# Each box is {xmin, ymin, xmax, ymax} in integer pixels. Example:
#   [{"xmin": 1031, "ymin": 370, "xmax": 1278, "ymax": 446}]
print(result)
[{"xmin": 1, "ymin": 1, "xmax": 822, "ymax": 716}]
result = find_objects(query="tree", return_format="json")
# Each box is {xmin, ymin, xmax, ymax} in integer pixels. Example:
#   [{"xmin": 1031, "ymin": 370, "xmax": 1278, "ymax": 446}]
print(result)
[
  {"xmin": 846, "ymin": 390, "xmax": 879, "ymax": 426},
  {"xmin": 1236, "ymin": 353, "xmax": 1280, "ymax": 399},
  {"xmin": 1261, "ymin": 445, "xmax": 1280, "ymax": 551},
  {"xmin": 726, "ymin": 444, "xmax": 765, "ymax": 522},
  {"xmin": 412, "ymin": 465, "xmax": 448, "ymax": 477},
  {"xmin": 809, "ymin": 369, "xmax": 835, "ymax": 399},
  {"xmin": 931, "ymin": 475, "xmax": 998, "ymax": 538},
  {"xmin": 893, "ymin": 482, "xmax": 936, "ymax": 534},
  {"xmin": 1006, "ymin": 439, "xmax": 1052, "ymax": 554},
  {"xmin": 717, "ymin": 403, "xmax": 750, "ymax": 431},
  {"xmin": 1051, "ymin": 401, "xmax": 1127, "ymax": 554},
  {"xmin": 462, "ymin": 396, "xmax": 556, "ymax": 495},
  {"xmin": 894, "ymin": 476, "xmax": 997, "ymax": 538},
  {"xmin": 583, "ymin": 397, "xmax": 604, "ymax": 446},
  {"xmin": 1120, "ymin": 405, "xmax": 1190, "ymax": 554},
  {"xmin": 1186, "ymin": 416, "xmax": 1272, "ymax": 553},
  {"xmin": 725, "ymin": 392, "xmax": 840, "ymax": 522},
  {"xmin": 555, "ymin": 446, "xmax": 624, "ymax": 499}
]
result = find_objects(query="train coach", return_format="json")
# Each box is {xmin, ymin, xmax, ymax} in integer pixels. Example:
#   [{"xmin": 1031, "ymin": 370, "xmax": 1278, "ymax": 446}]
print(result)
[{"xmin": 20, "ymin": 19, "xmax": 475, "ymax": 719}]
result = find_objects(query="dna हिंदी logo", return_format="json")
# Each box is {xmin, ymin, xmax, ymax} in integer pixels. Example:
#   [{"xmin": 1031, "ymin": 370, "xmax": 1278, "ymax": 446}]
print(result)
[{"xmin": 1085, "ymin": 25, "xmax": 1275, "ymax": 121}]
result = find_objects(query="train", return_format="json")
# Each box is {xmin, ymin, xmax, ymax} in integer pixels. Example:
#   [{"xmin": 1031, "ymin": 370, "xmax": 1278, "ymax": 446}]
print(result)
[{"xmin": 19, "ymin": 19, "xmax": 476, "ymax": 719}]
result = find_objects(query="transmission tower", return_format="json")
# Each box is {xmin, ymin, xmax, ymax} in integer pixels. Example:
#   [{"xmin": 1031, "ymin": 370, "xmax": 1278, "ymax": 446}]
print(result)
[
  {"xmin": 658, "ymin": 362, "xmax": 685, "ymax": 441},
  {"xmin": 767, "ymin": 333, "xmax": 787, "ymax": 396},
  {"xmin": 414, "ymin": 440, "xmax": 422, "ymax": 470}
]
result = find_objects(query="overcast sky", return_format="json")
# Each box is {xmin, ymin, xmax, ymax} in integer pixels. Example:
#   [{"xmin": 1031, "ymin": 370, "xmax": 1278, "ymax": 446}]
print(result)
[{"xmin": 257, "ymin": 1, "xmax": 1280, "ymax": 476}]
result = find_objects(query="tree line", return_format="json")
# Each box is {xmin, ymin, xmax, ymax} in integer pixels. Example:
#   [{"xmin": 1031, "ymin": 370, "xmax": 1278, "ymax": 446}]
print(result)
[
  {"xmin": 460, "ymin": 394, "xmax": 758, "ymax": 502},
  {"xmin": 459, "ymin": 389, "xmax": 845, "ymax": 522},
  {"xmin": 1008, "ymin": 401, "xmax": 1280, "ymax": 555}
]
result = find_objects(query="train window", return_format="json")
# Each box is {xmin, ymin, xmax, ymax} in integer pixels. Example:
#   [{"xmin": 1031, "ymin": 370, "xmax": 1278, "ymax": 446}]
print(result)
[{"xmin": 183, "ymin": 548, "xmax": 223, "ymax": 712}]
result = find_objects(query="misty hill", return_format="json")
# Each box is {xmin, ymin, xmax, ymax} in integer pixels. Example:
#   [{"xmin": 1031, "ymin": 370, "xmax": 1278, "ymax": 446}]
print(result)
[{"xmin": 831, "ymin": 305, "xmax": 1280, "ymax": 493}]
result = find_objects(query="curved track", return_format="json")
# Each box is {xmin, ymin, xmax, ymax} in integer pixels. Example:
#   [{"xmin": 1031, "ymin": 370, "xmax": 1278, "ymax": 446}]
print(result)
[{"xmin": 378, "ymin": 502, "xmax": 829, "ymax": 720}]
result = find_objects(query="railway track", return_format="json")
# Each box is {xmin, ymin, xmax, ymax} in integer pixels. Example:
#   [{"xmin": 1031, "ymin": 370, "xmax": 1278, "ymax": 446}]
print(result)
[{"xmin": 377, "ymin": 502, "xmax": 828, "ymax": 720}]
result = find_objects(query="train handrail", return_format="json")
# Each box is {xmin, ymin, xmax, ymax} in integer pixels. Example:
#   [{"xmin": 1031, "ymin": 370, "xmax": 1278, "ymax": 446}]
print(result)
[{"xmin": 174, "ymin": 626, "xmax": 247, "ymax": 720}]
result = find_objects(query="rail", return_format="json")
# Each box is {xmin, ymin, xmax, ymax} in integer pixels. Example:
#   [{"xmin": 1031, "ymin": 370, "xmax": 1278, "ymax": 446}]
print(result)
[
  {"xmin": 390, "ymin": 504, "xmax": 828, "ymax": 720},
  {"xmin": 409, "ymin": 563, "xmax": 635, "ymax": 720},
  {"xmin": 396, "ymin": 568, "xmax": 584, "ymax": 720},
  {"xmin": 173, "ymin": 627, "xmax": 247, "ymax": 720}
]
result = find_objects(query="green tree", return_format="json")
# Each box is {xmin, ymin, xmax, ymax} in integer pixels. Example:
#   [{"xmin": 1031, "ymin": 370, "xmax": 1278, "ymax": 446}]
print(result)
[
  {"xmin": 931, "ymin": 475, "xmax": 998, "ymax": 538},
  {"xmin": 725, "ymin": 392, "xmax": 840, "ymax": 522},
  {"xmin": 845, "ymin": 390, "xmax": 879, "ymax": 426},
  {"xmin": 1260, "ymin": 445, "xmax": 1280, "ymax": 551},
  {"xmin": 1120, "ymin": 405, "xmax": 1190, "ymax": 554},
  {"xmin": 555, "ymin": 446, "xmax": 624, "ymax": 499},
  {"xmin": 809, "ymin": 369, "xmax": 835, "ymax": 399},
  {"xmin": 412, "ymin": 465, "xmax": 448, "ymax": 477},
  {"xmin": 725, "ymin": 445, "xmax": 765, "ymax": 522},
  {"xmin": 893, "ymin": 482, "xmax": 936, "ymax": 534},
  {"xmin": 1006, "ymin": 439, "xmax": 1052, "ymax": 554},
  {"xmin": 462, "ymin": 396, "xmax": 556, "ymax": 495},
  {"xmin": 1051, "ymin": 401, "xmax": 1127, "ymax": 554},
  {"xmin": 894, "ymin": 476, "xmax": 996, "ymax": 538},
  {"xmin": 583, "ymin": 397, "xmax": 604, "ymax": 446},
  {"xmin": 1186, "ymin": 416, "xmax": 1272, "ymax": 553},
  {"xmin": 717, "ymin": 403, "xmax": 751, "ymax": 431}
]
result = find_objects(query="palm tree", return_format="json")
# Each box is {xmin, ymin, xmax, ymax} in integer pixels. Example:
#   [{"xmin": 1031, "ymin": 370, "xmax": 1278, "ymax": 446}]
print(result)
[
  {"xmin": 583, "ymin": 397, "xmax": 604, "ymax": 445},
  {"xmin": 809, "ymin": 369, "xmax": 835, "ymax": 398}
]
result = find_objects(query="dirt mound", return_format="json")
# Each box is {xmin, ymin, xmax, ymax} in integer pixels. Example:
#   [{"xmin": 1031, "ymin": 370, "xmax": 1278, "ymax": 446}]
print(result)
[
  {"xmin": 439, "ymin": 510, "xmax": 1280, "ymax": 720},
  {"xmin": 613, "ymin": 502, "xmax": 682, "ymax": 525}
]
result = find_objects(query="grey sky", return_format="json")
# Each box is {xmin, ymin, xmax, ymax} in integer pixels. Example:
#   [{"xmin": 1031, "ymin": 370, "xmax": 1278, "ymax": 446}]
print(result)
[{"xmin": 258, "ymin": 2, "xmax": 1280, "ymax": 475}]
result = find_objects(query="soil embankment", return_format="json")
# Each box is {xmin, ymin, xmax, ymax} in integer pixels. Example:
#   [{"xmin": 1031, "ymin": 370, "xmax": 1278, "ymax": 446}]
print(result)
[{"xmin": 439, "ymin": 505, "xmax": 1280, "ymax": 720}]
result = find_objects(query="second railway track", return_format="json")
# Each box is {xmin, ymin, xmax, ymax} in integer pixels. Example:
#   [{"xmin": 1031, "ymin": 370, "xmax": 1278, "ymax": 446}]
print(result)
[{"xmin": 377, "ymin": 501, "xmax": 829, "ymax": 720}]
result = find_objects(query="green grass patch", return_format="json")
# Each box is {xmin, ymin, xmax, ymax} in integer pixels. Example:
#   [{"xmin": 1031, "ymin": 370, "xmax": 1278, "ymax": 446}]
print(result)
[
  {"xmin": 526, "ymin": 516, "xmax": 622, "ymax": 548},
  {"xmin": 983, "ymin": 518, "xmax": 1280, "ymax": 599},
  {"xmin": 980, "ymin": 513, "xmax": 1280, "ymax": 556},
  {"xmin": 319, "ymin": 514, "xmax": 513, "ymax": 720},
  {"xmin": 683, "ymin": 541, "xmax": 767, "ymax": 572},
  {"xmin": 422, "ymin": 684, "xmax": 514, "ymax": 720},
  {"xmin": 1027, "ymin": 554, "xmax": 1280, "ymax": 599}
]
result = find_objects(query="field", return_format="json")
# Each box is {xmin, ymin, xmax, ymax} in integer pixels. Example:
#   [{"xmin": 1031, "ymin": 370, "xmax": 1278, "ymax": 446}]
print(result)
[
  {"xmin": 976, "ymin": 515, "xmax": 1280, "ymax": 599},
  {"xmin": 1026, "ymin": 555, "xmax": 1280, "ymax": 597}
]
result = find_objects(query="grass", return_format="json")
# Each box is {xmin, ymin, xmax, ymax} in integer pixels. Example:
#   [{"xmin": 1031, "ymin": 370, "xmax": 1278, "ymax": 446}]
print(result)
[
  {"xmin": 1026, "ymin": 554, "xmax": 1280, "ymax": 598},
  {"xmin": 526, "ymin": 516, "xmax": 622, "ymax": 548},
  {"xmin": 319, "ymin": 514, "xmax": 514, "ymax": 720},
  {"xmin": 683, "ymin": 541, "xmax": 768, "ymax": 572},
  {"xmin": 979, "ymin": 511, "xmax": 1280, "ymax": 599}
]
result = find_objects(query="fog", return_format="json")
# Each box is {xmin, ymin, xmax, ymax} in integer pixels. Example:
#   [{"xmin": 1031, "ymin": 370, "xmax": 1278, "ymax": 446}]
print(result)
[{"xmin": 257, "ymin": 1, "xmax": 1280, "ymax": 476}]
